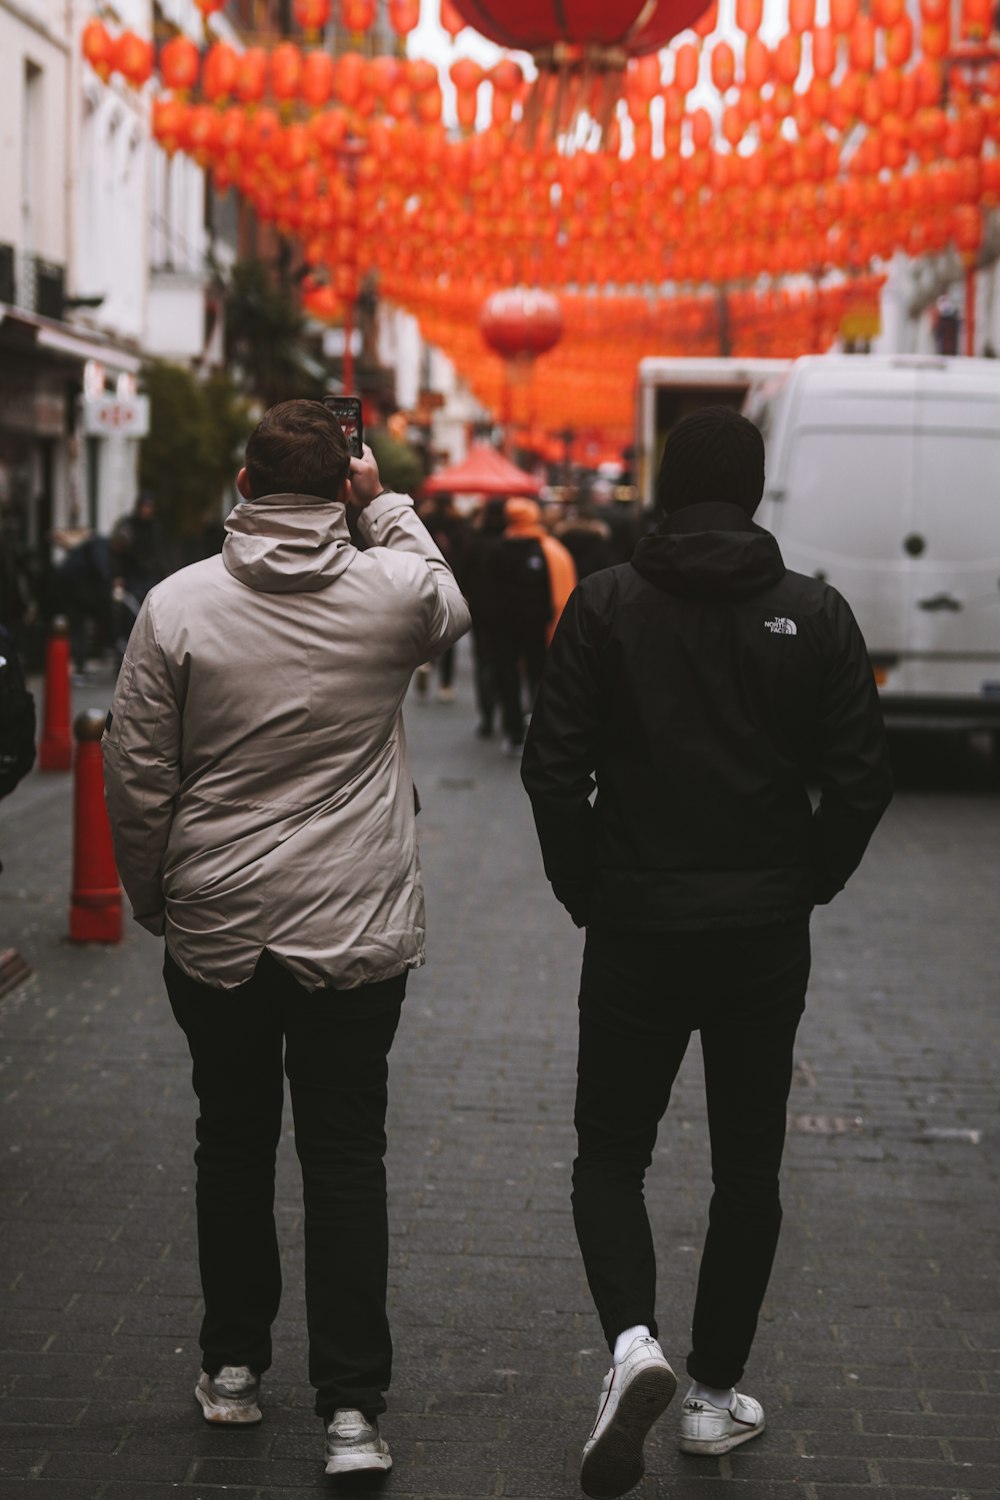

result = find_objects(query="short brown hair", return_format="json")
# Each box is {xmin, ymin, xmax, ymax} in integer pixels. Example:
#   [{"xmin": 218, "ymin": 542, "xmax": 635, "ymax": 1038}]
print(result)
[{"xmin": 244, "ymin": 400, "xmax": 351, "ymax": 503}]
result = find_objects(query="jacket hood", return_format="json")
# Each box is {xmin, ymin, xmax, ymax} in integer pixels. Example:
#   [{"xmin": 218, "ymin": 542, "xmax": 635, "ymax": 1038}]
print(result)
[
  {"xmin": 223, "ymin": 494, "xmax": 356, "ymax": 594},
  {"xmin": 631, "ymin": 501, "xmax": 785, "ymax": 601}
]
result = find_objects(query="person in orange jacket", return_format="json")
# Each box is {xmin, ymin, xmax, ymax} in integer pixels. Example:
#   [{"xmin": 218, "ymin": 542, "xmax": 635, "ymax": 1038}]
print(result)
[{"xmin": 490, "ymin": 498, "xmax": 576, "ymax": 754}]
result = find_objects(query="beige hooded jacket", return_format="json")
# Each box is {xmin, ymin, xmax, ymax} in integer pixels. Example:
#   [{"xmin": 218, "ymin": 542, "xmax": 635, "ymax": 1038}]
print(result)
[{"xmin": 103, "ymin": 490, "xmax": 470, "ymax": 990}]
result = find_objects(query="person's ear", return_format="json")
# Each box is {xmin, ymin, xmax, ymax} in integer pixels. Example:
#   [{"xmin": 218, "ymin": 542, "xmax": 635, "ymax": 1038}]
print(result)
[{"xmin": 236, "ymin": 467, "xmax": 253, "ymax": 500}]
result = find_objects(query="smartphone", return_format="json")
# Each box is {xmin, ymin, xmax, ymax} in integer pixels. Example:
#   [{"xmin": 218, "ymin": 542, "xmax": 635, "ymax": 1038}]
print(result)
[{"xmin": 323, "ymin": 395, "xmax": 363, "ymax": 459}]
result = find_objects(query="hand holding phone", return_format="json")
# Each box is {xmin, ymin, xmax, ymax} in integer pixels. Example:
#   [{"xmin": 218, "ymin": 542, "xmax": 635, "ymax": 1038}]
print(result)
[{"xmin": 323, "ymin": 395, "xmax": 364, "ymax": 458}]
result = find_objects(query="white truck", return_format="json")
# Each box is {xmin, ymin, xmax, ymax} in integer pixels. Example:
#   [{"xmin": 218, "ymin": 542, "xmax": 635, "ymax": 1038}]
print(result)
[{"xmin": 748, "ymin": 354, "xmax": 1000, "ymax": 738}]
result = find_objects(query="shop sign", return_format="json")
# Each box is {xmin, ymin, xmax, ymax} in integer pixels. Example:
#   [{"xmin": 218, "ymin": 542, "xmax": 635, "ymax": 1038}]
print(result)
[{"xmin": 82, "ymin": 395, "xmax": 149, "ymax": 437}]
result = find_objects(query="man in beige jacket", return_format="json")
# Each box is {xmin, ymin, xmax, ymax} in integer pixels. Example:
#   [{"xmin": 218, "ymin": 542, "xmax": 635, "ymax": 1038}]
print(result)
[{"xmin": 103, "ymin": 400, "xmax": 470, "ymax": 1477}]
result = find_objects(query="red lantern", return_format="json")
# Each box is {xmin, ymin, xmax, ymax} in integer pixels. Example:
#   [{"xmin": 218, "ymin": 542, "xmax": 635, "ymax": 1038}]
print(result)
[
  {"xmin": 481, "ymin": 288, "xmax": 563, "ymax": 359},
  {"xmin": 440, "ymin": 0, "xmax": 466, "ymax": 37},
  {"xmin": 271, "ymin": 43, "xmax": 303, "ymax": 103},
  {"xmin": 82, "ymin": 20, "xmax": 115, "ymax": 81},
  {"xmin": 202, "ymin": 42, "xmax": 239, "ymax": 103},
  {"xmin": 152, "ymin": 95, "xmax": 186, "ymax": 155},
  {"xmin": 447, "ymin": 1, "xmax": 716, "ymax": 57},
  {"xmin": 340, "ymin": 0, "xmax": 375, "ymax": 30},
  {"xmin": 389, "ymin": 0, "xmax": 420, "ymax": 34},
  {"xmin": 294, "ymin": 0, "xmax": 331, "ymax": 28},
  {"xmin": 710, "ymin": 42, "xmax": 735, "ymax": 93},
  {"xmin": 302, "ymin": 50, "xmax": 335, "ymax": 106},
  {"xmin": 736, "ymin": 0, "xmax": 763, "ymax": 30},
  {"xmin": 115, "ymin": 32, "xmax": 154, "ymax": 88},
  {"xmin": 160, "ymin": 36, "xmax": 200, "ymax": 94},
  {"xmin": 194, "ymin": 0, "xmax": 226, "ymax": 15},
  {"xmin": 236, "ymin": 48, "xmax": 268, "ymax": 103}
]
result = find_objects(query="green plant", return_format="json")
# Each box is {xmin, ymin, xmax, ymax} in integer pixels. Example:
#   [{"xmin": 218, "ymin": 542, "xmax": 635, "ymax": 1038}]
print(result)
[{"xmin": 139, "ymin": 362, "xmax": 254, "ymax": 538}]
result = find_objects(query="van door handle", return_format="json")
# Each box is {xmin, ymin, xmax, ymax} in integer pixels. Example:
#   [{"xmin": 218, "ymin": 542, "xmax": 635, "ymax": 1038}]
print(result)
[{"xmin": 917, "ymin": 592, "xmax": 962, "ymax": 612}]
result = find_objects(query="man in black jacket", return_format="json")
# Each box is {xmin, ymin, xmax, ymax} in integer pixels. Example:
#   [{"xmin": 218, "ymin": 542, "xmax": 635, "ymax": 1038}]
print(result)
[{"xmin": 521, "ymin": 407, "xmax": 893, "ymax": 1498}]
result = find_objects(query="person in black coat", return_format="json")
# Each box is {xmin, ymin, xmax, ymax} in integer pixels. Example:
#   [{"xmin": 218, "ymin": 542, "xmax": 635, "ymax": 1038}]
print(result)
[{"xmin": 521, "ymin": 407, "xmax": 893, "ymax": 1496}]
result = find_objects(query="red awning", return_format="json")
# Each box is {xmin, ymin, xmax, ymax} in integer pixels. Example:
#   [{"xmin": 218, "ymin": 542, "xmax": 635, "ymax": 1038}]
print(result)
[{"xmin": 421, "ymin": 443, "xmax": 543, "ymax": 497}]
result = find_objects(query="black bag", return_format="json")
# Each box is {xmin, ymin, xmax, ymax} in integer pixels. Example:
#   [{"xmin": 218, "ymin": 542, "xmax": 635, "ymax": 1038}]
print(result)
[{"xmin": 0, "ymin": 626, "xmax": 36, "ymax": 801}]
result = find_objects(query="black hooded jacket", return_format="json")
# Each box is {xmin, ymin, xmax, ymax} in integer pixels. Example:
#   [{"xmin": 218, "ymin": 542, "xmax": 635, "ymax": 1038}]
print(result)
[{"xmin": 521, "ymin": 501, "xmax": 893, "ymax": 930}]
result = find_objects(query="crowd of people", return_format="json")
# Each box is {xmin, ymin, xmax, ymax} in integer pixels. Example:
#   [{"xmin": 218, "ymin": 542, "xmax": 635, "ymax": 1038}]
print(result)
[{"xmin": 415, "ymin": 487, "xmax": 645, "ymax": 751}]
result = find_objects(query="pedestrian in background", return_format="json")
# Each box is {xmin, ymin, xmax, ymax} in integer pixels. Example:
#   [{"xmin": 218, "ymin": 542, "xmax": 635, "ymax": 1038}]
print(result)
[
  {"xmin": 416, "ymin": 491, "xmax": 471, "ymax": 702},
  {"xmin": 103, "ymin": 401, "xmax": 469, "ymax": 1480},
  {"xmin": 460, "ymin": 495, "xmax": 508, "ymax": 738},
  {"xmin": 521, "ymin": 406, "xmax": 893, "ymax": 1497},
  {"xmin": 492, "ymin": 497, "xmax": 575, "ymax": 754}
]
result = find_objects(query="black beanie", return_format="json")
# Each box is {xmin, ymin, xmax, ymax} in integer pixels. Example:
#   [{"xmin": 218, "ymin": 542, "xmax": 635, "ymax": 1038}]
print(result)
[{"xmin": 656, "ymin": 405, "xmax": 765, "ymax": 516}]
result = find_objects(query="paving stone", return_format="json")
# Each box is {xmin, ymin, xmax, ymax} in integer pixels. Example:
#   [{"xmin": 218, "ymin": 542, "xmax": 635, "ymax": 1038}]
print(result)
[{"xmin": 1, "ymin": 661, "xmax": 998, "ymax": 1496}]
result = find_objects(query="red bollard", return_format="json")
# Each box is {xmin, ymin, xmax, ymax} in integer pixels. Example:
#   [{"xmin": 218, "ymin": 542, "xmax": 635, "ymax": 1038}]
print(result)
[
  {"xmin": 69, "ymin": 709, "xmax": 122, "ymax": 944},
  {"xmin": 38, "ymin": 615, "xmax": 73, "ymax": 771}
]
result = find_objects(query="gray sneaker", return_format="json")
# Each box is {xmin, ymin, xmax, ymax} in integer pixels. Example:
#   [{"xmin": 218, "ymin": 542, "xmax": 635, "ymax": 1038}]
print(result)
[
  {"xmin": 678, "ymin": 1391, "xmax": 765, "ymax": 1455},
  {"xmin": 324, "ymin": 1408, "xmax": 392, "ymax": 1475},
  {"xmin": 580, "ymin": 1335, "xmax": 677, "ymax": 1498},
  {"xmin": 195, "ymin": 1365, "xmax": 262, "ymax": 1425}
]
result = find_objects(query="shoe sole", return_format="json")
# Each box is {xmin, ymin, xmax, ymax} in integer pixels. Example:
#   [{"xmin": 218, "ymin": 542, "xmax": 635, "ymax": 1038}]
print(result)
[
  {"xmin": 678, "ymin": 1416, "xmax": 765, "ymax": 1456},
  {"xmin": 325, "ymin": 1452, "xmax": 393, "ymax": 1475},
  {"xmin": 580, "ymin": 1364, "xmax": 677, "ymax": 1499},
  {"xmin": 195, "ymin": 1388, "xmax": 262, "ymax": 1425}
]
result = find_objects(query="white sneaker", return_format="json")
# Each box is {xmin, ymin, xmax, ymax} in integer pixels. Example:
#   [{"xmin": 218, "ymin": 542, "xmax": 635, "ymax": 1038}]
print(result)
[
  {"xmin": 580, "ymin": 1335, "xmax": 677, "ymax": 1498},
  {"xmin": 324, "ymin": 1408, "xmax": 392, "ymax": 1475},
  {"xmin": 678, "ymin": 1391, "xmax": 765, "ymax": 1455},
  {"xmin": 195, "ymin": 1365, "xmax": 262, "ymax": 1424}
]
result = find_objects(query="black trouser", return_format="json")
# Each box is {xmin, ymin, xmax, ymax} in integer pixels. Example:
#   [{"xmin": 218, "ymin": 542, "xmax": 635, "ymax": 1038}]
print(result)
[
  {"xmin": 492, "ymin": 622, "xmax": 548, "ymax": 745},
  {"xmin": 164, "ymin": 948, "xmax": 405, "ymax": 1419},
  {"xmin": 572, "ymin": 919, "xmax": 810, "ymax": 1389}
]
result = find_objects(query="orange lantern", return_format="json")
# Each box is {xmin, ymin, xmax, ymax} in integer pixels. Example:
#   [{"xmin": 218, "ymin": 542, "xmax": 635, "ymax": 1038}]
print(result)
[
  {"xmin": 885, "ymin": 15, "xmax": 914, "ymax": 66},
  {"xmin": 193, "ymin": 0, "xmax": 225, "ymax": 17},
  {"xmin": 115, "ymin": 32, "xmax": 154, "ymax": 88},
  {"xmin": 271, "ymin": 43, "xmax": 303, "ymax": 104},
  {"xmin": 301, "ymin": 50, "xmax": 335, "ymax": 107},
  {"xmin": 774, "ymin": 34, "xmax": 801, "ymax": 86},
  {"xmin": 82, "ymin": 20, "xmax": 115, "ymax": 81},
  {"xmin": 811, "ymin": 26, "xmax": 837, "ymax": 79},
  {"xmin": 830, "ymin": 0, "xmax": 858, "ymax": 30},
  {"xmin": 744, "ymin": 36, "xmax": 771, "ymax": 89},
  {"xmin": 152, "ymin": 95, "xmax": 186, "ymax": 155},
  {"xmin": 341, "ymin": 0, "xmax": 375, "ymax": 30},
  {"xmin": 295, "ymin": 0, "xmax": 331, "ymax": 28},
  {"xmin": 160, "ymin": 36, "xmax": 200, "ymax": 94},
  {"xmin": 184, "ymin": 105, "xmax": 220, "ymax": 166},
  {"xmin": 236, "ymin": 48, "xmax": 268, "ymax": 103},
  {"xmin": 788, "ymin": 0, "xmax": 814, "ymax": 32},
  {"xmin": 335, "ymin": 52, "xmax": 365, "ymax": 106},
  {"xmin": 849, "ymin": 16, "xmax": 875, "ymax": 71},
  {"xmin": 201, "ymin": 42, "xmax": 239, "ymax": 103},
  {"xmin": 736, "ymin": 0, "xmax": 763, "ymax": 32},
  {"xmin": 961, "ymin": 0, "xmax": 992, "ymax": 40},
  {"xmin": 440, "ymin": 0, "xmax": 466, "ymax": 37},
  {"xmin": 309, "ymin": 108, "xmax": 347, "ymax": 156},
  {"xmin": 389, "ymin": 0, "xmax": 420, "ymax": 34},
  {"xmin": 953, "ymin": 204, "xmax": 982, "ymax": 260},
  {"xmin": 674, "ymin": 42, "xmax": 699, "ymax": 93},
  {"xmin": 450, "ymin": 58, "xmax": 484, "ymax": 131},
  {"xmin": 710, "ymin": 42, "xmax": 735, "ymax": 93}
]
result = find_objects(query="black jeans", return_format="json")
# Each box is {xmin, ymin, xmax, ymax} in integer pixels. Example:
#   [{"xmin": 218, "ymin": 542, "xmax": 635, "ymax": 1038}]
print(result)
[
  {"xmin": 572, "ymin": 920, "xmax": 810, "ymax": 1389},
  {"xmin": 492, "ymin": 622, "xmax": 548, "ymax": 745},
  {"xmin": 164, "ymin": 948, "xmax": 405, "ymax": 1419}
]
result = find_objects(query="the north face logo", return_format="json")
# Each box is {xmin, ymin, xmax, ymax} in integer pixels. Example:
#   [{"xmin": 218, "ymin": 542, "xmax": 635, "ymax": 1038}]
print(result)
[{"xmin": 764, "ymin": 617, "xmax": 797, "ymax": 635}]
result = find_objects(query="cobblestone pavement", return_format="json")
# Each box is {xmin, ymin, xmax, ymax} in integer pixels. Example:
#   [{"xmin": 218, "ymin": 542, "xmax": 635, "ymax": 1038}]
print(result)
[{"xmin": 1, "ymin": 652, "xmax": 998, "ymax": 1498}]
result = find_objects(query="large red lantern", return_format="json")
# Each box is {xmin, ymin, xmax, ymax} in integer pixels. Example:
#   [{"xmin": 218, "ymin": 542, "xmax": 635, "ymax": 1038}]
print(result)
[
  {"xmin": 447, "ymin": 1, "xmax": 712, "ymax": 56},
  {"xmin": 481, "ymin": 288, "xmax": 563, "ymax": 360}
]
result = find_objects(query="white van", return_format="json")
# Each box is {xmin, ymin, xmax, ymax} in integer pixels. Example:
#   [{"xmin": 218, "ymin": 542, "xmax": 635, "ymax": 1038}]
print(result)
[{"xmin": 748, "ymin": 354, "xmax": 1000, "ymax": 736}]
